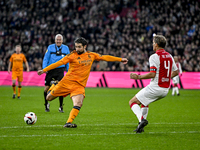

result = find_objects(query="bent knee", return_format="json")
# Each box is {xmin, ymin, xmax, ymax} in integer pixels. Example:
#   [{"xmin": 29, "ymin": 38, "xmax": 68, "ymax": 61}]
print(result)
[
  {"xmin": 129, "ymin": 96, "xmax": 141, "ymax": 106},
  {"xmin": 46, "ymin": 94, "xmax": 53, "ymax": 101},
  {"xmin": 75, "ymin": 102, "xmax": 83, "ymax": 107}
]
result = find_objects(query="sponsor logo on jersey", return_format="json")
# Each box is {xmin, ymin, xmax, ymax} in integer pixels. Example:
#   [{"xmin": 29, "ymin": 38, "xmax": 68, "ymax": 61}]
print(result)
[{"xmin": 162, "ymin": 77, "xmax": 169, "ymax": 82}]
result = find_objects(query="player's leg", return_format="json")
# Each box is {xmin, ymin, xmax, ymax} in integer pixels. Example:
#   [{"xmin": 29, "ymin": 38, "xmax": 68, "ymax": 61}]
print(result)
[
  {"xmin": 55, "ymin": 68, "xmax": 65, "ymax": 113},
  {"xmin": 130, "ymin": 86, "xmax": 156, "ymax": 133},
  {"xmin": 46, "ymin": 93, "xmax": 57, "ymax": 101},
  {"xmin": 176, "ymin": 76, "xmax": 180, "ymax": 96},
  {"xmin": 129, "ymin": 96, "xmax": 148, "ymax": 133},
  {"xmin": 172, "ymin": 79, "xmax": 175, "ymax": 96},
  {"xmin": 17, "ymin": 73, "xmax": 23, "ymax": 99},
  {"xmin": 172, "ymin": 84, "xmax": 175, "ymax": 96},
  {"xmin": 44, "ymin": 72, "xmax": 53, "ymax": 112},
  {"xmin": 176, "ymin": 86, "xmax": 180, "ymax": 96},
  {"xmin": 11, "ymin": 72, "xmax": 17, "ymax": 98},
  {"xmin": 141, "ymin": 104, "xmax": 149, "ymax": 119},
  {"xmin": 172, "ymin": 77, "xmax": 179, "ymax": 96},
  {"xmin": 46, "ymin": 80, "xmax": 68, "ymax": 102},
  {"xmin": 63, "ymin": 94, "xmax": 84, "ymax": 128},
  {"xmin": 12, "ymin": 79, "xmax": 17, "ymax": 98},
  {"xmin": 44, "ymin": 86, "xmax": 50, "ymax": 112},
  {"xmin": 17, "ymin": 81, "xmax": 22, "ymax": 99},
  {"xmin": 174, "ymin": 83, "xmax": 179, "ymax": 95},
  {"xmin": 58, "ymin": 96, "xmax": 64, "ymax": 113},
  {"xmin": 129, "ymin": 96, "xmax": 143, "ymax": 122}
]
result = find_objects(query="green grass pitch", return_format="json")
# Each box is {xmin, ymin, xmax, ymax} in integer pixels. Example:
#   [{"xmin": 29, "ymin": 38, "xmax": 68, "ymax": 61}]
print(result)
[{"xmin": 0, "ymin": 86, "xmax": 199, "ymax": 150}]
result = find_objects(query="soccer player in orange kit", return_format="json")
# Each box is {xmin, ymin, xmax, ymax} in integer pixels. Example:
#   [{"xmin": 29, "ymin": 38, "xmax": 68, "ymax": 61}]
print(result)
[
  {"xmin": 8, "ymin": 45, "xmax": 29, "ymax": 99},
  {"xmin": 38, "ymin": 37, "xmax": 128, "ymax": 128}
]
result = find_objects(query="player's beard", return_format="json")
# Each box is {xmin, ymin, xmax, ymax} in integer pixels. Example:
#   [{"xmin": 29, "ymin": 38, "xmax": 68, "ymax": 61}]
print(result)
[{"xmin": 77, "ymin": 50, "xmax": 85, "ymax": 55}]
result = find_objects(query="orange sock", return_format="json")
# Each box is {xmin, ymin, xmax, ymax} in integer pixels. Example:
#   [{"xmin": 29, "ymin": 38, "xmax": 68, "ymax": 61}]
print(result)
[
  {"xmin": 12, "ymin": 84, "xmax": 16, "ymax": 94},
  {"xmin": 67, "ymin": 106, "xmax": 81, "ymax": 123},
  {"xmin": 18, "ymin": 86, "xmax": 22, "ymax": 97}
]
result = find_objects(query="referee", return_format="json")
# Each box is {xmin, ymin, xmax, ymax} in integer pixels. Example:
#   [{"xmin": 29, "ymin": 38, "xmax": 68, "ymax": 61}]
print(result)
[{"xmin": 43, "ymin": 34, "xmax": 70, "ymax": 112}]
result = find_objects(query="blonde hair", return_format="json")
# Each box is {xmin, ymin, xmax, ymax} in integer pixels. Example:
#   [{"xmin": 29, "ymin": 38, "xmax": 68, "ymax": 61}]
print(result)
[{"xmin": 15, "ymin": 45, "xmax": 22, "ymax": 49}]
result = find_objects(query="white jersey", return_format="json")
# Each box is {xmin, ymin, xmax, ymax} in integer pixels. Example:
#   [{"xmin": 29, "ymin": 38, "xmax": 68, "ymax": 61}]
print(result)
[
  {"xmin": 172, "ymin": 62, "xmax": 182, "ymax": 84},
  {"xmin": 176, "ymin": 62, "xmax": 182, "ymax": 74},
  {"xmin": 136, "ymin": 49, "xmax": 178, "ymax": 106},
  {"xmin": 149, "ymin": 49, "xmax": 178, "ymax": 88}
]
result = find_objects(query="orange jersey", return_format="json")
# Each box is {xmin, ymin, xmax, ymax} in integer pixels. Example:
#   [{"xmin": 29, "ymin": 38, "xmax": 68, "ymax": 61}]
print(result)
[
  {"xmin": 43, "ymin": 51, "xmax": 122, "ymax": 87},
  {"xmin": 10, "ymin": 53, "xmax": 27, "ymax": 71}
]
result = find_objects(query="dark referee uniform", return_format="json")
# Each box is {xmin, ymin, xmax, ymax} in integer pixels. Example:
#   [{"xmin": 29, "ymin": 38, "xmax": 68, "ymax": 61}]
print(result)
[{"xmin": 43, "ymin": 43, "xmax": 70, "ymax": 112}]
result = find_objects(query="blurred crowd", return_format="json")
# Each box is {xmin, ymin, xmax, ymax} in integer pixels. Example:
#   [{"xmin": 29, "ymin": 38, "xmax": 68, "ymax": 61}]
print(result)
[{"xmin": 0, "ymin": 0, "xmax": 200, "ymax": 72}]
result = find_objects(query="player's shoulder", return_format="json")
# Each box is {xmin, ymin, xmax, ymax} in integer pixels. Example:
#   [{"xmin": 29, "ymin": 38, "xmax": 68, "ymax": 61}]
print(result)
[
  {"xmin": 87, "ymin": 51, "xmax": 99, "ymax": 56},
  {"xmin": 149, "ymin": 53, "xmax": 159, "ymax": 63},
  {"xmin": 150, "ymin": 53, "xmax": 158, "ymax": 59},
  {"xmin": 87, "ymin": 51, "xmax": 94, "ymax": 54},
  {"xmin": 10, "ymin": 53, "xmax": 15, "ymax": 58},
  {"xmin": 66, "ymin": 50, "xmax": 76, "ymax": 57}
]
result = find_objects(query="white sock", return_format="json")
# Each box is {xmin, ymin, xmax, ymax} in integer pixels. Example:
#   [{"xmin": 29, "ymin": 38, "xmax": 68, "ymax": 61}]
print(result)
[
  {"xmin": 130, "ymin": 103, "xmax": 143, "ymax": 122},
  {"xmin": 172, "ymin": 87, "xmax": 175, "ymax": 95},
  {"xmin": 176, "ymin": 87, "xmax": 179, "ymax": 94},
  {"xmin": 141, "ymin": 105, "xmax": 149, "ymax": 119}
]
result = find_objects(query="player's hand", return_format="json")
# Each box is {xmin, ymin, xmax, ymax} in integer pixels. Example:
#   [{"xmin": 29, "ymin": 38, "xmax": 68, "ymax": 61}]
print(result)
[
  {"xmin": 37, "ymin": 70, "xmax": 44, "ymax": 75},
  {"xmin": 130, "ymin": 73, "xmax": 138, "ymax": 79},
  {"xmin": 121, "ymin": 58, "xmax": 128, "ymax": 64},
  {"xmin": 8, "ymin": 71, "xmax": 10, "ymax": 74},
  {"xmin": 27, "ymin": 68, "xmax": 30, "ymax": 72}
]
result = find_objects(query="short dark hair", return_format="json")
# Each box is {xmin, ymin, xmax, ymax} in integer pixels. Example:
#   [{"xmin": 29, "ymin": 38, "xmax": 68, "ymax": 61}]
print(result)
[
  {"xmin": 74, "ymin": 37, "xmax": 88, "ymax": 46},
  {"xmin": 153, "ymin": 35, "xmax": 167, "ymax": 48}
]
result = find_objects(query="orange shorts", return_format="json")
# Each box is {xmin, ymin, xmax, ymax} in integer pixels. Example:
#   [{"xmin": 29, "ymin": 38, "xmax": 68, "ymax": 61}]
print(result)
[
  {"xmin": 12, "ymin": 71, "xmax": 23, "ymax": 82},
  {"xmin": 50, "ymin": 79, "xmax": 85, "ymax": 98}
]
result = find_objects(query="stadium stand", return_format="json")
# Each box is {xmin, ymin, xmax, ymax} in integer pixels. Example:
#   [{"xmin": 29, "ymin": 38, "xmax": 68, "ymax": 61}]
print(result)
[{"xmin": 0, "ymin": 0, "xmax": 200, "ymax": 71}]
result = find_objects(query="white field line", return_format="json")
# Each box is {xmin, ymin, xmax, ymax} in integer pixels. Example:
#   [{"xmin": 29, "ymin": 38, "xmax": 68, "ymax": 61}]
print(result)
[
  {"xmin": 0, "ymin": 131, "xmax": 200, "ymax": 138},
  {"xmin": 0, "ymin": 122, "xmax": 200, "ymax": 129}
]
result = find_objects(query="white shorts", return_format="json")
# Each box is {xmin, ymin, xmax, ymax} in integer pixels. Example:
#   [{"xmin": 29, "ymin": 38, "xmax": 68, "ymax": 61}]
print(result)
[
  {"xmin": 172, "ymin": 76, "xmax": 179, "ymax": 84},
  {"xmin": 136, "ymin": 85, "xmax": 169, "ymax": 106}
]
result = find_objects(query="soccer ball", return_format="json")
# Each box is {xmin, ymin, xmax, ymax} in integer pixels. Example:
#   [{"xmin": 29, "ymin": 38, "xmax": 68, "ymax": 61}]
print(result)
[{"xmin": 24, "ymin": 112, "xmax": 37, "ymax": 125}]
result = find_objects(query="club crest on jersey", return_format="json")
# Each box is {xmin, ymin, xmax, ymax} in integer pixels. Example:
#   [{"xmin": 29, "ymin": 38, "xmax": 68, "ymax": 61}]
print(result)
[{"xmin": 88, "ymin": 55, "xmax": 91, "ymax": 58}]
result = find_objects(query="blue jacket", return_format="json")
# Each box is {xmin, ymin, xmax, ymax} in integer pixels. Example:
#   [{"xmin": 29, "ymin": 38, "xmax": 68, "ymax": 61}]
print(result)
[{"xmin": 42, "ymin": 44, "xmax": 70, "ymax": 71}]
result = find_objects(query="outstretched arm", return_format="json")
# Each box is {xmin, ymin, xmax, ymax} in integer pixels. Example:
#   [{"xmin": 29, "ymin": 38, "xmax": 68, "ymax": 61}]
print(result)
[
  {"xmin": 38, "ymin": 60, "xmax": 64, "ymax": 75},
  {"xmin": 130, "ymin": 72, "xmax": 156, "ymax": 80},
  {"xmin": 121, "ymin": 58, "xmax": 128, "ymax": 64},
  {"xmin": 97, "ymin": 55, "xmax": 128, "ymax": 64}
]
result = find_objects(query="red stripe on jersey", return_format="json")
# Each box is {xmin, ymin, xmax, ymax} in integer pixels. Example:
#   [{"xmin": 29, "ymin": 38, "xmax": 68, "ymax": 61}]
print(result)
[{"xmin": 156, "ymin": 49, "xmax": 173, "ymax": 88}]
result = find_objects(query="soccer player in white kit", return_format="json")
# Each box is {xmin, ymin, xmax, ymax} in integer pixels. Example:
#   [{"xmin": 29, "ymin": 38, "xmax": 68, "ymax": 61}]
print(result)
[
  {"xmin": 129, "ymin": 35, "xmax": 179, "ymax": 133},
  {"xmin": 172, "ymin": 56, "xmax": 182, "ymax": 96}
]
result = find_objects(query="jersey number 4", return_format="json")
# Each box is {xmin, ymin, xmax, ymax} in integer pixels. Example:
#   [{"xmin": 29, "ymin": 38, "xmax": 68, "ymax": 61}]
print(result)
[{"xmin": 164, "ymin": 60, "xmax": 170, "ymax": 77}]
